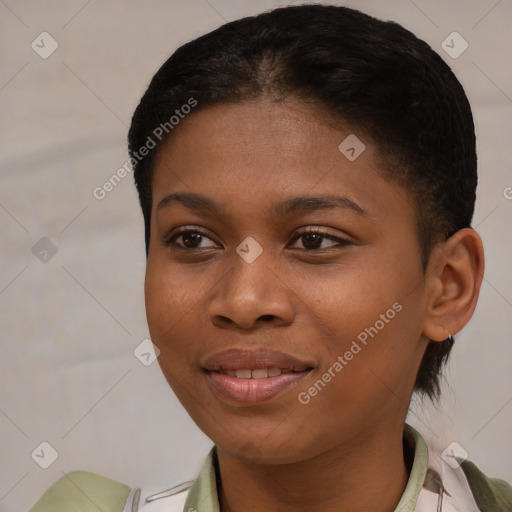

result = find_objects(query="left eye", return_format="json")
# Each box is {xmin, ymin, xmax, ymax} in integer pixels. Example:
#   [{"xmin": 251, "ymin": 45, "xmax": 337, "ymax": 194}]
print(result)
[{"xmin": 288, "ymin": 228, "xmax": 350, "ymax": 250}]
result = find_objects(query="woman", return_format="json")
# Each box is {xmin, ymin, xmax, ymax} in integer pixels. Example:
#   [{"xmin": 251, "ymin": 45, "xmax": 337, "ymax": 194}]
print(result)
[{"xmin": 29, "ymin": 4, "xmax": 512, "ymax": 511}]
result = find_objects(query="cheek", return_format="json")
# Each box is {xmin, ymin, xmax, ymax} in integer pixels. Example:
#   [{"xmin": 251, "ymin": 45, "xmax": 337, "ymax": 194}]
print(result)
[
  {"xmin": 144, "ymin": 262, "xmax": 198, "ymax": 363},
  {"xmin": 296, "ymin": 253, "xmax": 424, "ymax": 399},
  {"xmin": 298, "ymin": 259, "xmax": 403, "ymax": 343},
  {"xmin": 145, "ymin": 256, "xmax": 207, "ymax": 327}
]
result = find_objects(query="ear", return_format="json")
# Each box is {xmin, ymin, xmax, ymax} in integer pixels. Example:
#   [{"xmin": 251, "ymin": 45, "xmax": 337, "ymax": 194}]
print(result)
[{"xmin": 422, "ymin": 228, "xmax": 485, "ymax": 342}]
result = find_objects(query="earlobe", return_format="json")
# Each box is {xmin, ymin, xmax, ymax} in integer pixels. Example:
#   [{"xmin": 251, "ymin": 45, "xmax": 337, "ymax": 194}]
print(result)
[{"xmin": 422, "ymin": 228, "xmax": 484, "ymax": 342}]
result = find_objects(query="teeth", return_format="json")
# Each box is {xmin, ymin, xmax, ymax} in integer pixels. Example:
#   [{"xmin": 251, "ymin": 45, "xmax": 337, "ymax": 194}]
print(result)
[
  {"xmin": 228, "ymin": 368, "xmax": 284, "ymax": 379},
  {"xmin": 251, "ymin": 368, "xmax": 268, "ymax": 378}
]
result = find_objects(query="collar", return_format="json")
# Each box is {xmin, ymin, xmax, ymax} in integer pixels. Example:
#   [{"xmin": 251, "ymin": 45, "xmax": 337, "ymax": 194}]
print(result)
[{"xmin": 182, "ymin": 423, "xmax": 439, "ymax": 512}]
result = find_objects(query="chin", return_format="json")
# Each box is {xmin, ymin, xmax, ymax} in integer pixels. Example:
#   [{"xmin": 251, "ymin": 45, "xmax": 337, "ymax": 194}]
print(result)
[{"xmin": 215, "ymin": 434, "xmax": 322, "ymax": 466}]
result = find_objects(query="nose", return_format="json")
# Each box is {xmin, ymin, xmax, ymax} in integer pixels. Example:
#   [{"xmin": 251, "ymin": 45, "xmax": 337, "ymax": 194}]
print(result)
[{"xmin": 207, "ymin": 249, "xmax": 295, "ymax": 331}]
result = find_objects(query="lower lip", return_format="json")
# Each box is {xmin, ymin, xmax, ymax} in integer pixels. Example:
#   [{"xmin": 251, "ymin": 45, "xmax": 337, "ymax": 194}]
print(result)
[{"xmin": 206, "ymin": 371, "xmax": 311, "ymax": 404}]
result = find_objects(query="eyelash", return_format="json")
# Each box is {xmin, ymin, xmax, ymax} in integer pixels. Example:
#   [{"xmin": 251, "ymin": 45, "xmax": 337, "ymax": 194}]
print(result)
[{"xmin": 163, "ymin": 226, "xmax": 351, "ymax": 252}]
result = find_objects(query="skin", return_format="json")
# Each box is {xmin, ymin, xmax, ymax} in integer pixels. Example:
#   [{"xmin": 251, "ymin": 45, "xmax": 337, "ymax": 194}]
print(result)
[{"xmin": 144, "ymin": 98, "xmax": 484, "ymax": 512}]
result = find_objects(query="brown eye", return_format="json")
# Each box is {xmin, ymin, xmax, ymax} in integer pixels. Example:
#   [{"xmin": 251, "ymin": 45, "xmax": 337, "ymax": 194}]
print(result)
[
  {"xmin": 164, "ymin": 228, "xmax": 218, "ymax": 250},
  {"xmin": 289, "ymin": 228, "xmax": 351, "ymax": 250}
]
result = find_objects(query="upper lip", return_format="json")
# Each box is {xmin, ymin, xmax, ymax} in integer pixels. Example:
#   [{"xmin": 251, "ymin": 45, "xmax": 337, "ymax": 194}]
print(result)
[{"xmin": 202, "ymin": 348, "xmax": 314, "ymax": 372}]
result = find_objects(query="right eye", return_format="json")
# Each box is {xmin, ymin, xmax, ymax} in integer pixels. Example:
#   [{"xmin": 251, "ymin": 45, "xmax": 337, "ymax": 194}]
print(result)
[{"xmin": 164, "ymin": 227, "xmax": 220, "ymax": 250}]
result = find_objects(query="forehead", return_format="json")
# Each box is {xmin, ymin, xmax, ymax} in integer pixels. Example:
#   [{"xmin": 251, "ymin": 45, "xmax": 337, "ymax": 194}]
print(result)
[{"xmin": 151, "ymin": 99, "xmax": 414, "ymax": 222}]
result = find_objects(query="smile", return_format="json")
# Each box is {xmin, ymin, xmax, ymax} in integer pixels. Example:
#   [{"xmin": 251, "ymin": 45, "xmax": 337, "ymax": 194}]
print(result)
[
  {"xmin": 217, "ymin": 368, "xmax": 301, "ymax": 378},
  {"xmin": 201, "ymin": 347, "xmax": 315, "ymax": 404},
  {"xmin": 205, "ymin": 368, "xmax": 312, "ymax": 404}
]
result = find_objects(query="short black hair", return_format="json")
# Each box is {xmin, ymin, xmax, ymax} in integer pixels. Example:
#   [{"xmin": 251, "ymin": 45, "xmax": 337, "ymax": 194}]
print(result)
[{"xmin": 128, "ymin": 4, "xmax": 477, "ymax": 401}]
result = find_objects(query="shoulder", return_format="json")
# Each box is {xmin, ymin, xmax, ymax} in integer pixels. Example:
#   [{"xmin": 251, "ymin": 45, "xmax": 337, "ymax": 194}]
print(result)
[
  {"xmin": 138, "ymin": 480, "xmax": 193, "ymax": 511},
  {"xmin": 28, "ymin": 470, "xmax": 132, "ymax": 512},
  {"xmin": 461, "ymin": 459, "xmax": 512, "ymax": 512},
  {"xmin": 406, "ymin": 424, "xmax": 512, "ymax": 511}
]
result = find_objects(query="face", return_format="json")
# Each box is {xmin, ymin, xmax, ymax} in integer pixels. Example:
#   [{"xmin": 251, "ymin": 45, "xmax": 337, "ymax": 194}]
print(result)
[{"xmin": 145, "ymin": 99, "xmax": 430, "ymax": 464}]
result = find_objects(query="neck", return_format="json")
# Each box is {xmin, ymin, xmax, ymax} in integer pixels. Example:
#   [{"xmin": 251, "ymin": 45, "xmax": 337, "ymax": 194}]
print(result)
[{"xmin": 216, "ymin": 421, "xmax": 411, "ymax": 512}]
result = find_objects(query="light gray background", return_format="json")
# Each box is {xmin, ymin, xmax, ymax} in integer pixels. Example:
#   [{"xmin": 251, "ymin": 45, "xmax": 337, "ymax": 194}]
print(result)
[{"xmin": 1, "ymin": 1, "xmax": 511, "ymax": 511}]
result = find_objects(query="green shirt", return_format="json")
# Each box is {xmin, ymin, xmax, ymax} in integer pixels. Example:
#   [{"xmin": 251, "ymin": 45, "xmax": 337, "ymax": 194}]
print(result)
[
  {"xmin": 181, "ymin": 424, "xmax": 512, "ymax": 512},
  {"xmin": 28, "ymin": 424, "xmax": 512, "ymax": 511}
]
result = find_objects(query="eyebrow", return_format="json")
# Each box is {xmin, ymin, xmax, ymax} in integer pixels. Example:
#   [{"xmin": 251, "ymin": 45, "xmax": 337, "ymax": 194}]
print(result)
[{"xmin": 156, "ymin": 192, "xmax": 366, "ymax": 217}]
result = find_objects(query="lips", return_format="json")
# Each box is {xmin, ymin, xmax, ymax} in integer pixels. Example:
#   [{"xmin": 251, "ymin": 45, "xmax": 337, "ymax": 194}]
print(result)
[
  {"xmin": 202, "ymin": 348, "xmax": 314, "ymax": 404},
  {"xmin": 219, "ymin": 368, "xmax": 295, "ymax": 378},
  {"xmin": 202, "ymin": 348, "xmax": 313, "ymax": 372}
]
